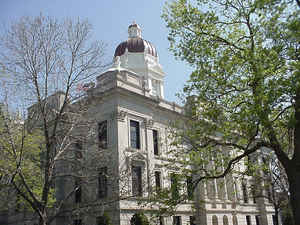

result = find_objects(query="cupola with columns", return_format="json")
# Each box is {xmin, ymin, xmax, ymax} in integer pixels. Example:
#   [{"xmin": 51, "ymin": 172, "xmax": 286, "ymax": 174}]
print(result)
[{"xmin": 112, "ymin": 22, "xmax": 165, "ymax": 98}]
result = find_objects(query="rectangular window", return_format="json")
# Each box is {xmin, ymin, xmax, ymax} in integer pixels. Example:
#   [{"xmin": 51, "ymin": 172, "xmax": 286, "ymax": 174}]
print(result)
[
  {"xmin": 266, "ymin": 186, "xmax": 272, "ymax": 202},
  {"xmin": 187, "ymin": 176, "xmax": 194, "ymax": 200},
  {"xmin": 171, "ymin": 173, "xmax": 179, "ymax": 200},
  {"xmin": 74, "ymin": 219, "xmax": 82, "ymax": 225},
  {"xmin": 132, "ymin": 166, "xmax": 142, "ymax": 196},
  {"xmin": 255, "ymin": 215, "xmax": 260, "ymax": 225},
  {"xmin": 190, "ymin": 216, "xmax": 196, "ymax": 225},
  {"xmin": 130, "ymin": 120, "xmax": 140, "ymax": 149},
  {"xmin": 152, "ymin": 79, "xmax": 159, "ymax": 96},
  {"xmin": 75, "ymin": 180, "xmax": 81, "ymax": 203},
  {"xmin": 155, "ymin": 171, "xmax": 161, "ymax": 191},
  {"xmin": 153, "ymin": 130, "xmax": 159, "ymax": 155},
  {"xmin": 246, "ymin": 216, "xmax": 251, "ymax": 225},
  {"xmin": 173, "ymin": 216, "xmax": 181, "ymax": 225},
  {"xmin": 98, "ymin": 167, "xmax": 107, "ymax": 198},
  {"xmin": 98, "ymin": 121, "xmax": 108, "ymax": 149},
  {"xmin": 242, "ymin": 183, "xmax": 249, "ymax": 203},
  {"xmin": 252, "ymin": 188, "xmax": 256, "ymax": 203},
  {"xmin": 159, "ymin": 216, "xmax": 164, "ymax": 225}
]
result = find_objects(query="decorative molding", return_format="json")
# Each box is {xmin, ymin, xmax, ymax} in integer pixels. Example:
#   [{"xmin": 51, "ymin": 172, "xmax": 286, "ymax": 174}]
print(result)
[
  {"xmin": 143, "ymin": 118, "xmax": 154, "ymax": 128},
  {"xmin": 111, "ymin": 109, "xmax": 127, "ymax": 122}
]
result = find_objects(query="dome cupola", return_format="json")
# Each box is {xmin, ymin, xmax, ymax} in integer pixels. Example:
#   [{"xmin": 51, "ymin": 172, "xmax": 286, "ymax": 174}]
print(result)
[
  {"xmin": 111, "ymin": 23, "xmax": 165, "ymax": 99},
  {"xmin": 114, "ymin": 22, "xmax": 157, "ymax": 58}
]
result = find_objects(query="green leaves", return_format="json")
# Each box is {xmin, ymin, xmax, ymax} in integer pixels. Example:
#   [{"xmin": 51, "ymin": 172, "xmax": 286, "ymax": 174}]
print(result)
[
  {"xmin": 163, "ymin": 0, "xmax": 299, "ymax": 149},
  {"xmin": 162, "ymin": 0, "xmax": 300, "ymax": 217}
]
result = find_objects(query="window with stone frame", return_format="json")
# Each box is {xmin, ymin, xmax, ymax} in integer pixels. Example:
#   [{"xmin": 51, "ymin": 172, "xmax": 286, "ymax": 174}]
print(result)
[
  {"xmin": 190, "ymin": 216, "xmax": 196, "ymax": 225},
  {"xmin": 130, "ymin": 120, "xmax": 140, "ymax": 149},
  {"xmin": 153, "ymin": 129, "xmax": 159, "ymax": 155},
  {"xmin": 242, "ymin": 182, "xmax": 249, "ymax": 203},
  {"xmin": 98, "ymin": 167, "xmax": 108, "ymax": 198},
  {"xmin": 171, "ymin": 173, "xmax": 179, "ymax": 200},
  {"xmin": 246, "ymin": 215, "xmax": 251, "ymax": 225},
  {"xmin": 255, "ymin": 215, "xmax": 261, "ymax": 225},
  {"xmin": 155, "ymin": 171, "xmax": 161, "ymax": 191},
  {"xmin": 223, "ymin": 215, "xmax": 229, "ymax": 225},
  {"xmin": 98, "ymin": 120, "xmax": 108, "ymax": 149},
  {"xmin": 212, "ymin": 215, "xmax": 218, "ymax": 225},
  {"xmin": 173, "ymin": 216, "xmax": 181, "ymax": 225},
  {"xmin": 152, "ymin": 79, "xmax": 159, "ymax": 96},
  {"xmin": 252, "ymin": 188, "xmax": 257, "ymax": 203},
  {"xmin": 132, "ymin": 165, "xmax": 142, "ymax": 196},
  {"xmin": 159, "ymin": 216, "xmax": 164, "ymax": 225}
]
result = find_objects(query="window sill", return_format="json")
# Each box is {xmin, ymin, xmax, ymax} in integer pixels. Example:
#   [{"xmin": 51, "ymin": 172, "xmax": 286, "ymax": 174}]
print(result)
[{"xmin": 125, "ymin": 147, "xmax": 146, "ymax": 153}]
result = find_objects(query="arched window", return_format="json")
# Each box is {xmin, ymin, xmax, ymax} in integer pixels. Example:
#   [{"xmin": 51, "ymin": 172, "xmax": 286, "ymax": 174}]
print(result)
[
  {"xmin": 232, "ymin": 215, "xmax": 238, "ymax": 225},
  {"xmin": 223, "ymin": 215, "xmax": 229, "ymax": 225},
  {"xmin": 212, "ymin": 215, "xmax": 218, "ymax": 225}
]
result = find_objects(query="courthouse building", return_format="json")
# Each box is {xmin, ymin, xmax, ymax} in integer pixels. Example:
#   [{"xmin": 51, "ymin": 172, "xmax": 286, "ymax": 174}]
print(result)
[{"xmin": 2, "ymin": 23, "xmax": 277, "ymax": 225}]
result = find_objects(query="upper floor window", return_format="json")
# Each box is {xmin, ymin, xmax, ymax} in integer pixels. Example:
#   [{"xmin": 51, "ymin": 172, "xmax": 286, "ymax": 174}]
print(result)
[
  {"xmin": 173, "ymin": 216, "xmax": 181, "ymax": 225},
  {"xmin": 159, "ymin": 216, "xmax": 164, "ymax": 225},
  {"xmin": 130, "ymin": 120, "xmax": 140, "ymax": 149},
  {"xmin": 155, "ymin": 171, "xmax": 161, "ymax": 191},
  {"xmin": 153, "ymin": 130, "xmax": 159, "ymax": 155},
  {"xmin": 242, "ymin": 182, "xmax": 249, "ymax": 203},
  {"xmin": 98, "ymin": 167, "xmax": 108, "ymax": 198},
  {"xmin": 152, "ymin": 79, "xmax": 160, "ymax": 96},
  {"xmin": 132, "ymin": 165, "xmax": 142, "ymax": 196},
  {"xmin": 171, "ymin": 173, "xmax": 179, "ymax": 200},
  {"xmin": 252, "ymin": 188, "xmax": 257, "ymax": 203},
  {"xmin": 98, "ymin": 121, "xmax": 108, "ymax": 149}
]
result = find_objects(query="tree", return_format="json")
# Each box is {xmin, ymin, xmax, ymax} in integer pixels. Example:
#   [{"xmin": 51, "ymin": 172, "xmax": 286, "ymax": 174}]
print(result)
[
  {"xmin": 162, "ymin": 0, "xmax": 300, "ymax": 223},
  {"xmin": 0, "ymin": 15, "xmax": 106, "ymax": 225}
]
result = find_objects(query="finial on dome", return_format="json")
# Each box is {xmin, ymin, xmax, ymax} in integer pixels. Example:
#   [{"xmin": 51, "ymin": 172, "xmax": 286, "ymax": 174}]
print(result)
[{"xmin": 128, "ymin": 22, "xmax": 142, "ymax": 38}]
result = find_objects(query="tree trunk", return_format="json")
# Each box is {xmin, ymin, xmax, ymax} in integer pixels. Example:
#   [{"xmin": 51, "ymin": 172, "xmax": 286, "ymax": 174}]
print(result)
[
  {"xmin": 287, "ymin": 169, "xmax": 299, "ymax": 225},
  {"xmin": 289, "ymin": 92, "xmax": 300, "ymax": 225},
  {"xmin": 38, "ymin": 212, "xmax": 48, "ymax": 225}
]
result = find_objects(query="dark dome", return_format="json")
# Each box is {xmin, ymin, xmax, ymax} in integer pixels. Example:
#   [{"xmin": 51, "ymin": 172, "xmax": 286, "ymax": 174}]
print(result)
[{"xmin": 114, "ymin": 37, "xmax": 158, "ymax": 58}]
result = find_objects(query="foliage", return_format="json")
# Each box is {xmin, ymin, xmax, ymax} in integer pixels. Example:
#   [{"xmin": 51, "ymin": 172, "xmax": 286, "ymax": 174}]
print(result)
[
  {"xmin": 98, "ymin": 212, "xmax": 113, "ymax": 225},
  {"xmin": 130, "ymin": 212, "xmax": 150, "ymax": 225},
  {"xmin": 0, "ymin": 15, "xmax": 106, "ymax": 225},
  {"xmin": 162, "ymin": 0, "xmax": 300, "ymax": 222}
]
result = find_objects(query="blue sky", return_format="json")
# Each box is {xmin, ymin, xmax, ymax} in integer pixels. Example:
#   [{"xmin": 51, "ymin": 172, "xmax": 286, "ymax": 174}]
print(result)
[{"xmin": 0, "ymin": 0, "xmax": 193, "ymax": 103}]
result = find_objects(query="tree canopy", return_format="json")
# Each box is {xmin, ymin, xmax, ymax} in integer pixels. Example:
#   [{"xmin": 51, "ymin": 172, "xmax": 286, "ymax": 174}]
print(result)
[{"xmin": 163, "ymin": 0, "xmax": 299, "ymax": 223}]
